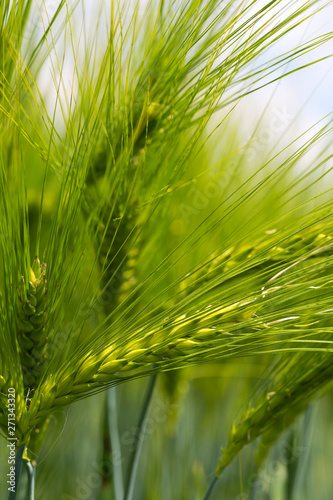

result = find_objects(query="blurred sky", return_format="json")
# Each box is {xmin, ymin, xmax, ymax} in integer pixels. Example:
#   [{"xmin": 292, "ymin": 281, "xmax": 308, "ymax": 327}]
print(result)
[
  {"xmin": 31, "ymin": 1, "xmax": 333, "ymax": 146},
  {"xmin": 81, "ymin": 0, "xmax": 333, "ymax": 125},
  {"xmin": 249, "ymin": 1, "xmax": 333, "ymax": 129}
]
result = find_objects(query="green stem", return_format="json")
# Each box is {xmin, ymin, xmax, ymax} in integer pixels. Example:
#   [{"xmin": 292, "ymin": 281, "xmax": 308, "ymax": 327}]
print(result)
[
  {"xmin": 107, "ymin": 387, "xmax": 124, "ymax": 500},
  {"xmin": 249, "ymin": 476, "xmax": 259, "ymax": 500},
  {"xmin": 23, "ymin": 460, "xmax": 35, "ymax": 500},
  {"xmin": 203, "ymin": 475, "xmax": 219, "ymax": 500},
  {"xmin": 8, "ymin": 444, "xmax": 25, "ymax": 500},
  {"xmin": 290, "ymin": 405, "xmax": 314, "ymax": 495},
  {"xmin": 124, "ymin": 373, "xmax": 158, "ymax": 500}
]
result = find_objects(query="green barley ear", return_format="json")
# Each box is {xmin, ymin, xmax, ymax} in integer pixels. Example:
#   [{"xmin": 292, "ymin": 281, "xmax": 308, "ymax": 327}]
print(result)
[
  {"xmin": 16, "ymin": 257, "xmax": 48, "ymax": 392},
  {"xmin": 97, "ymin": 202, "xmax": 140, "ymax": 306},
  {"xmin": 215, "ymin": 350, "xmax": 333, "ymax": 478}
]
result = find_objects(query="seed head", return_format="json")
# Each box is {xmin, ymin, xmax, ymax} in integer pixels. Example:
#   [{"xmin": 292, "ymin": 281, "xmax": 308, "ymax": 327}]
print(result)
[{"xmin": 16, "ymin": 257, "xmax": 48, "ymax": 393}]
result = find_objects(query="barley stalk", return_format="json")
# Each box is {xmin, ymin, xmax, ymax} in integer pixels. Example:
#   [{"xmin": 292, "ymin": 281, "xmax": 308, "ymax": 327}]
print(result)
[
  {"xmin": 215, "ymin": 350, "xmax": 333, "ymax": 477},
  {"xmin": 16, "ymin": 257, "xmax": 48, "ymax": 393},
  {"xmin": 1, "ymin": 3, "xmax": 333, "ymax": 494},
  {"xmin": 93, "ymin": 201, "xmax": 141, "ymax": 308},
  {"xmin": 179, "ymin": 224, "xmax": 333, "ymax": 301},
  {"xmin": 2, "ymin": 222, "xmax": 332, "ymax": 446},
  {"xmin": 19, "ymin": 223, "xmax": 333, "ymax": 438}
]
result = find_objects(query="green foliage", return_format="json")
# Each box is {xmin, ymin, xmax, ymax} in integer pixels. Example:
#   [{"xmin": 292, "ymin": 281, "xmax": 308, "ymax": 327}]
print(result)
[{"xmin": 0, "ymin": 0, "xmax": 333, "ymax": 498}]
